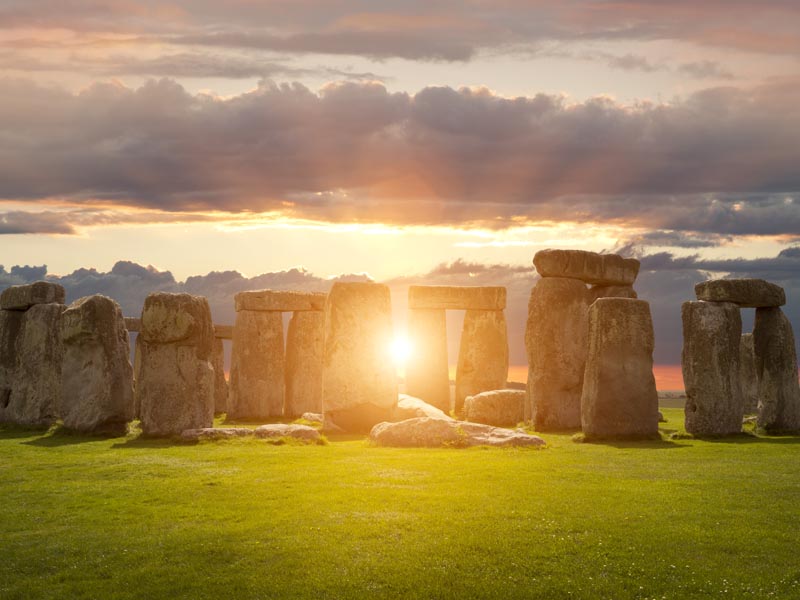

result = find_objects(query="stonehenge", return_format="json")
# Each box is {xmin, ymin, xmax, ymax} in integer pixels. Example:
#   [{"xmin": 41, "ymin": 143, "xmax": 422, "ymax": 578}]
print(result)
[
  {"xmin": 753, "ymin": 307, "xmax": 800, "ymax": 432},
  {"xmin": 739, "ymin": 334, "xmax": 759, "ymax": 414}
]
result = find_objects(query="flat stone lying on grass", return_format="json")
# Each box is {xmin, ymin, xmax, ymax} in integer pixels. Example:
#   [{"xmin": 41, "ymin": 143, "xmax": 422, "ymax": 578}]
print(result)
[
  {"xmin": 533, "ymin": 249, "xmax": 640, "ymax": 286},
  {"xmin": 369, "ymin": 417, "xmax": 545, "ymax": 448},
  {"xmin": 180, "ymin": 427, "xmax": 255, "ymax": 441},
  {"xmin": 390, "ymin": 394, "xmax": 452, "ymax": 421},
  {"xmin": 254, "ymin": 423, "xmax": 321, "ymax": 442},
  {"xmin": 695, "ymin": 278, "xmax": 785, "ymax": 308},
  {"xmin": 464, "ymin": 389, "xmax": 525, "ymax": 427},
  {"xmin": 0, "ymin": 281, "xmax": 65, "ymax": 311}
]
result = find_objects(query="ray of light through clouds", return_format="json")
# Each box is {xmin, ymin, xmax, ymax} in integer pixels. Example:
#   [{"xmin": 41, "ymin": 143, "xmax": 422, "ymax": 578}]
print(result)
[{"xmin": 1, "ymin": 0, "xmax": 800, "ymax": 380}]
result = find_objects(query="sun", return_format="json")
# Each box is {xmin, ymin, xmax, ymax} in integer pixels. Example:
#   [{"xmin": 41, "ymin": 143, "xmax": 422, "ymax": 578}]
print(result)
[{"xmin": 389, "ymin": 335, "xmax": 412, "ymax": 366}]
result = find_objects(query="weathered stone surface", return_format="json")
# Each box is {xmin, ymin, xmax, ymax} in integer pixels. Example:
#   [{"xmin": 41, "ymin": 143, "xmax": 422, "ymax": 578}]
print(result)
[
  {"xmin": 369, "ymin": 417, "xmax": 546, "ymax": 448},
  {"xmin": 455, "ymin": 310, "xmax": 508, "ymax": 414},
  {"xmin": 0, "ymin": 310, "xmax": 23, "ymax": 414},
  {"xmin": 229, "ymin": 310, "xmax": 284, "ymax": 419},
  {"xmin": 405, "ymin": 308, "xmax": 450, "ymax": 412},
  {"xmin": 321, "ymin": 282, "xmax": 396, "ymax": 432},
  {"xmin": 390, "ymin": 394, "xmax": 452, "ymax": 421},
  {"xmin": 754, "ymin": 307, "xmax": 800, "ymax": 432},
  {"xmin": 234, "ymin": 290, "xmax": 326, "ymax": 313},
  {"xmin": 681, "ymin": 301, "xmax": 744, "ymax": 435},
  {"xmin": 0, "ymin": 303, "xmax": 64, "ymax": 426},
  {"xmin": 588, "ymin": 285, "xmax": 637, "ymax": 304},
  {"xmin": 284, "ymin": 310, "xmax": 324, "ymax": 417},
  {"xmin": 525, "ymin": 277, "xmax": 589, "ymax": 430},
  {"xmin": 581, "ymin": 298, "xmax": 659, "ymax": 439},
  {"xmin": 740, "ymin": 333, "xmax": 759, "ymax": 414},
  {"xmin": 464, "ymin": 389, "xmax": 525, "ymax": 427},
  {"xmin": 180, "ymin": 427, "xmax": 254, "ymax": 441},
  {"xmin": 301, "ymin": 412, "xmax": 323, "ymax": 423},
  {"xmin": 695, "ymin": 279, "xmax": 785, "ymax": 308},
  {"xmin": 212, "ymin": 338, "xmax": 228, "ymax": 415},
  {"xmin": 214, "ymin": 325, "xmax": 233, "ymax": 339},
  {"xmin": 0, "ymin": 281, "xmax": 65, "ymax": 311},
  {"xmin": 60, "ymin": 295, "xmax": 134, "ymax": 434},
  {"xmin": 141, "ymin": 292, "xmax": 215, "ymax": 345},
  {"xmin": 136, "ymin": 293, "xmax": 215, "ymax": 436},
  {"xmin": 123, "ymin": 317, "xmax": 141, "ymax": 332},
  {"xmin": 408, "ymin": 286, "xmax": 506, "ymax": 310},
  {"xmin": 254, "ymin": 423, "xmax": 322, "ymax": 442},
  {"xmin": 132, "ymin": 334, "xmax": 142, "ymax": 419},
  {"xmin": 533, "ymin": 249, "xmax": 640, "ymax": 286}
]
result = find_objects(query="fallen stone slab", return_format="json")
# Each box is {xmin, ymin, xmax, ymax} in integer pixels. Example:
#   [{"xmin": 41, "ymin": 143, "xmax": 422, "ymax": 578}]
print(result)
[
  {"xmin": 235, "ymin": 290, "xmax": 326, "ymax": 312},
  {"xmin": 0, "ymin": 281, "xmax": 65, "ymax": 311},
  {"xmin": 391, "ymin": 394, "xmax": 452, "ymax": 421},
  {"xmin": 180, "ymin": 427, "xmax": 254, "ymax": 441},
  {"xmin": 464, "ymin": 389, "xmax": 525, "ymax": 427},
  {"xmin": 369, "ymin": 417, "xmax": 546, "ymax": 448},
  {"xmin": 408, "ymin": 286, "xmax": 506, "ymax": 310},
  {"xmin": 695, "ymin": 279, "xmax": 785, "ymax": 308},
  {"xmin": 533, "ymin": 249, "xmax": 640, "ymax": 286},
  {"xmin": 254, "ymin": 423, "xmax": 322, "ymax": 442}
]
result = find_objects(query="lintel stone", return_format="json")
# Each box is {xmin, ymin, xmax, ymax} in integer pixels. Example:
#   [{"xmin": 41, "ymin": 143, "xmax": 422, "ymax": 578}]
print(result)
[
  {"xmin": 408, "ymin": 286, "xmax": 506, "ymax": 310},
  {"xmin": 234, "ymin": 290, "xmax": 326, "ymax": 312}
]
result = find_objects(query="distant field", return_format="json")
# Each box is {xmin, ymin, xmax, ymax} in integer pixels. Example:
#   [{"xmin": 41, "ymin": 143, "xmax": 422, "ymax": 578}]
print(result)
[{"xmin": 1, "ymin": 408, "xmax": 798, "ymax": 600}]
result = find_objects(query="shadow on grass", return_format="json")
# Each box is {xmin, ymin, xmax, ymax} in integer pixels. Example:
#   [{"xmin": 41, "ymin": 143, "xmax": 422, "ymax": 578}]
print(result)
[
  {"xmin": 23, "ymin": 426, "xmax": 129, "ymax": 447},
  {"xmin": 0, "ymin": 426, "xmax": 51, "ymax": 440},
  {"xmin": 695, "ymin": 432, "xmax": 800, "ymax": 445}
]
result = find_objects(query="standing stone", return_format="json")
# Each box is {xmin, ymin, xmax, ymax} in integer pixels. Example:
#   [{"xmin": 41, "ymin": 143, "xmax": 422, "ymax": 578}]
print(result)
[
  {"xmin": 588, "ymin": 285, "xmax": 637, "ymax": 304},
  {"xmin": 321, "ymin": 282, "xmax": 396, "ymax": 432},
  {"xmin": 0, "ymin": 281, "xmax": 65, "ymax": 311},
  {"xmin": 406, "ymin": 308, "xmax": 450, "ymax": 413},
  {"xmin": 60, "ymin": 295, "xmax": 134, "ymax": 434},
  {"xmin": 229, "ymin": 310, "xmax": 284, "ymax": 419},
  {"xmin": 455, "ymin": 309, "xmax": 508, "ymax": 415},
  {"xmin": 464, "ymin": 389, "xmax": 525, "ymax": 427},
  {"xmin": 2, "ymin": 303, "xmax": 65, "ymax": 427},
  {"xmin": 740, "ymin": 333, "xmax": 759, "ymax": 414},
  {"xmin": 284, "ymin": 310, "xmax": 324, "ymax": 417},
  {"xmin": 212, "ymin": 338, "xmax": 228, "ymax": 414},
  {"xmin": 581, "ymin": 298, "xmax": 659, "ymax": 439},
  {"xmin": 681, "ymin": 301, "xmax": 744, "ymax": 435},
  {"xmin": 525, "ymin": 277, "xmax": 589, "ymax": 430},
  {"xmin": 135, "ymin": 293, "xmax": 215, "ymax": 436},
  {"xmin": 0, "ymin": 310, "xmax": 23, "ymax": 415},
  {"xmin": 754, "ymin": 307, "xmax": 800, "ymax": 432},
  {"xmin": 132, "ymin": 333, "xmax": 142, "ymax": 419}
]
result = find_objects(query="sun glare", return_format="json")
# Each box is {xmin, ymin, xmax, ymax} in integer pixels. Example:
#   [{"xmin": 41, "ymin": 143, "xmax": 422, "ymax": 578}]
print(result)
[{"xmin": 390, "ymin": 335, "xmax": 412, "ymax": 366}]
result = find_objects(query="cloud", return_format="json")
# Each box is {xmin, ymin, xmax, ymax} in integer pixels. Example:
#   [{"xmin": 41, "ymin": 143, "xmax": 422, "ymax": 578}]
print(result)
[{"xmin": 678, "ymin": 60, "xmax": 734, "ymax": 80}]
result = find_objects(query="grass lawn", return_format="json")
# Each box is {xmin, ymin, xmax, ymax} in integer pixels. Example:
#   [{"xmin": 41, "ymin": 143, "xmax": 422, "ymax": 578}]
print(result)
[{"xmin": 1, "ymin": 408, "xmax": 799, "ymax": 599}]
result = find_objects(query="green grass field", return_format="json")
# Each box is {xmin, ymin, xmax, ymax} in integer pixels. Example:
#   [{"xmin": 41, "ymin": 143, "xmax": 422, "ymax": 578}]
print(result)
[{"xmin": 1, "ymin": 408, "xmax": 799, "ymax": 599}]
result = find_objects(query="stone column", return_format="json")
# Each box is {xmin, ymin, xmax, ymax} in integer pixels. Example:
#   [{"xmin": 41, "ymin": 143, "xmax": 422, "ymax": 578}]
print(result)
[
  {"xmin": 322, "ymin": 282, "xmax": 396, "ymax": 432},
  {"xmin": 455, "ymin": 309, "xmax": 508, "ymax": 414},
  {"xmin": 284, "ymin": 310, "xmax": 324, "ymax": 417},
  {"xmin": 681, "ymin": 301, "xmax": 744, "ymax": 435},
  {"xmin": 406, "ymin": 308, "xmax": 450, "ymax": 412},
  {"xmin": 525, "ymin": 277, "xmax": 589, "ymax": 430},
  {"xmin": 136, "ymin": 292, "xmax": 215, "ymax": 436},
  {"xmin": 739, "ymin": 333, "xmax": 759, "ymax": 414},
  {"xmin": 0, "ymin": 309, "xmax": 24, "ymax": 418},
  {"xmin": 754, "ymin": 307, "xmax": 800, "ymax": 432},
  {"xmin": 581, "ymin": 298, "xmax": 659, "ymax": 439},
  {"xmin": 229, "ymin": 310, "xmax": 284, "ymax": 419},
  {"xmin": 61, "ymin": 295, "xmax": 134, "ymax": 434},
  {"xmin": 212, "ymin": 337, "xmax": 228, "ymax": 415}
]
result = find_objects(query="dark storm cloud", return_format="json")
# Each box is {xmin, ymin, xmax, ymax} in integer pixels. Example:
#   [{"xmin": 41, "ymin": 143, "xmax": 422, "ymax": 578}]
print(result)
[{"xmin": 1, "ymin": 77, "xmax": 799, "ymax": 233}]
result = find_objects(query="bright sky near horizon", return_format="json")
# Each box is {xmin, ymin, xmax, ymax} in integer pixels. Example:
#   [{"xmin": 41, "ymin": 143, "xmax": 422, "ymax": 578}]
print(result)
[{"xmin": 1, "ymin": 1, "xmax": 800, "ymax": 372}]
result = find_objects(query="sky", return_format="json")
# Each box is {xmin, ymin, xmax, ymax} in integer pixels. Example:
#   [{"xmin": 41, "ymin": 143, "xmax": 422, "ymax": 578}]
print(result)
[{"xmin": 1, "ymin": 1, "xmax": 800, "ymax": 383}]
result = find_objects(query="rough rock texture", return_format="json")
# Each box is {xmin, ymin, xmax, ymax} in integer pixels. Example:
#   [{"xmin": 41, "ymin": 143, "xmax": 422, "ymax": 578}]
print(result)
[
  {"xmin": 681, "ymin": 301, "xmax": 744, "ymax": 435},
  {"xmin": 739, "ymin": 333, "xmax": 759, "ymax": 414},
  {"xmin": 405, "ymin": 308, "xmax": 450, "ymax": 412},
  {"xmin": 180, "ymin": 427, "xmax": 254, "ymax": 441},
  {"xmin": 321, "ymin": 282, "xmax": 396, "ymax": 432},
  {"xmin": 229, "ymin": 310, "xmax": 284, "ymax": 419},
  {"xmin": 235, "ymin": 290, "xmax": 326, "ymax": 312},
  {"xmin": 60, "ymin": 295, "xmax": 134, "ymax": 434},
  {"xmin": 370, "ymin": 417, "xmax": 546, "ymax": 448},
  {"xmin": 212, "ymin": 338, "xmax": 228, "ymax": 414},
  {"xmin": 754, "ymin": 307, "xmax": 800, "ymax": 432},
  {"xmin": 0, "ymin": 310, "xmax": 23, "ymax": 415},
  {"xmin": 254, "ymin": 423, "xmax": 322, "ymax": 442},
  {"xmin": 284, "ymin": 310, "xmax": 324, "ymax": 417},
  {"xmin": 533, "ymin": 249, "xmax": 640, "ymax": 286},
  {"xmin": 214, "ymin": 324, "xmax": 233, "ymax": 339},
  {"xmin": 136, "ymin": 293, "xmax": 215, "ymax": 436},
  {"xmin": 588, "ymin": 285, "xmax": 637, "ymax": 304},
  {"xmin": 695, "ymin": 279, "xmax": 785, "ymax": 308},
  {"xmin": 0, "ymin": 303, "xmax": 65, "ymax": 426},
  {"xmin": 408, "ymin": 286, "xmax": 506, "ymax": 310},
  {"xmin": 525, "ymin": 277, "xmax": 589, "ymax": 430},
  {"xmin": 464, "ymin": 389, "xmax": 525, "ymax": 427},
  {"xmin": 301, "ymin": 412, "xmax": 323, "ymax": 423},
  {"xmin": 390, "ymin": 394, "xmax": 452, "ymax": 421},
  {"xmin": 455, "ymin": 310, "xmax": 508, "ymax": 414},
  {"xmin": 581, "ymin": 298, "xmax": 659, "ymax": 439},
  {"xmin": 1, "ymin": 281, "xmax": 65, "ymax": 311}
]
